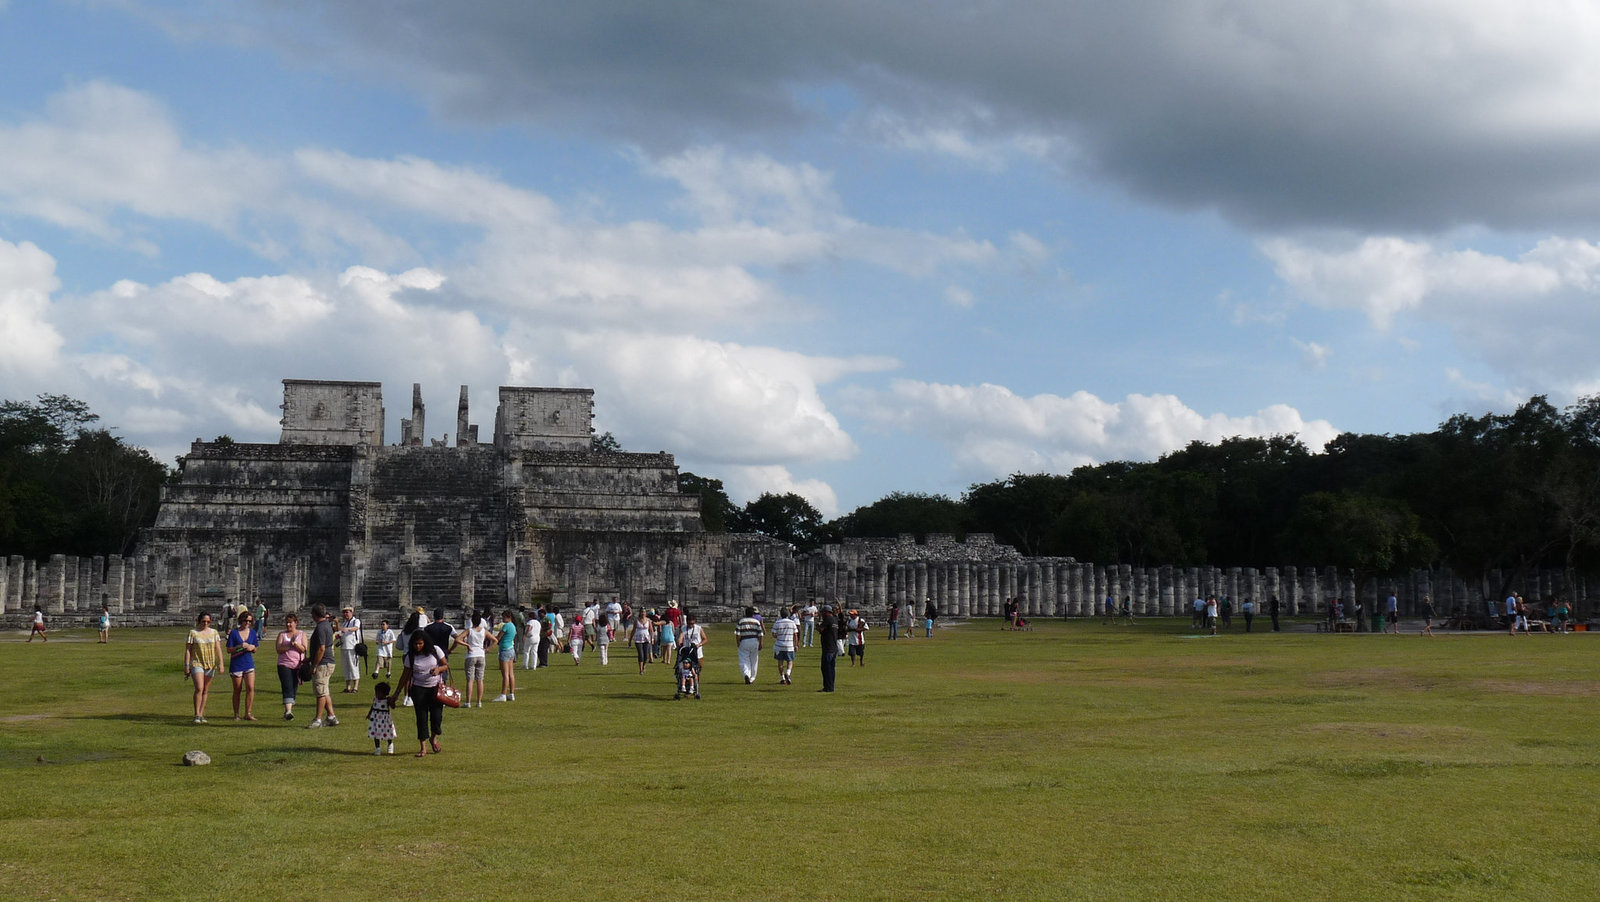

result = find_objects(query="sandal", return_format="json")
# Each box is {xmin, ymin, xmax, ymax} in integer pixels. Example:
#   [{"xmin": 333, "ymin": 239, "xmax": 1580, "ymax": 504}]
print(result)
[
  {"xmin": 414, "ymin": 751, "xmax": 427, "ymax": 758},
  {"xmin": 429, "ymin": 739, "xmax": 441, "ymax": 754}
]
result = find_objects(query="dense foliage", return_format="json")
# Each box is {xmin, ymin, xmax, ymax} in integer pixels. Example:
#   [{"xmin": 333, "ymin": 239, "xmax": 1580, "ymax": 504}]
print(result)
[
  {"xmin": 796, "ymin": 395, "xmax": 1600, "ymax": 594},
  {"xmin": 0, "ymin": 395, "xmax": 168, "ymax": 558}
]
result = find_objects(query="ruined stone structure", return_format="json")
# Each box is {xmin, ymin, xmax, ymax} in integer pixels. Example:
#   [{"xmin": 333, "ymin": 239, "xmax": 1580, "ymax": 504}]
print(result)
[{"xmin": 4, "ymin": 378, "xmax": 1598, "ymax": 624}]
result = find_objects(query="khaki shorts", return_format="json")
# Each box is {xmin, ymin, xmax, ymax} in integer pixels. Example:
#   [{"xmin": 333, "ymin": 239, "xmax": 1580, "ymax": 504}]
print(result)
[{"xmin": 313, "ymin": 663, "xmax": 336, "ymax": 698}]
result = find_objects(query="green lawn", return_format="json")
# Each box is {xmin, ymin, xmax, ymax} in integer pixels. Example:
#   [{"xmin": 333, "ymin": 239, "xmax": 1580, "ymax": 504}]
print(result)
[{"xmin": 2, "ymin": 619, "xmax": 1598, "ymax": 901}]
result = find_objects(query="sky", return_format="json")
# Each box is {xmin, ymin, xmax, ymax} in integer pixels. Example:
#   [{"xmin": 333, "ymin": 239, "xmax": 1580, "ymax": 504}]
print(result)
[{"xmin": 4, "ymin": 1, "xmax": 1600, "ymax": 516}]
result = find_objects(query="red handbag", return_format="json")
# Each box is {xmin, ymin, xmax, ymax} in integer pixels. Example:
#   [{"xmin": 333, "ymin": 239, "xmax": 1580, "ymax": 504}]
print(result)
[{"xmin": 436, "ymin": 682, "xmax": 462, "ymax": 708}]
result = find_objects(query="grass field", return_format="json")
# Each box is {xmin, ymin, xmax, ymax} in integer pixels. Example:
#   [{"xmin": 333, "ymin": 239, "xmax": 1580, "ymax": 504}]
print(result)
[{"xmin": 2, "ymin": 618, "xmax": 1598, "ymax": 901}]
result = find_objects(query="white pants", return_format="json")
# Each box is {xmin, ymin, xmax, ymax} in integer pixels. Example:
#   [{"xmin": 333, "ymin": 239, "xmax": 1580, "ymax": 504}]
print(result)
[
  {"xmin": 738, "ymin": 639, "xmax": 760, "ymax": 682},
  {"xmin": 598, "ymin": 644, "xmax": 609, "ymax": 666}
]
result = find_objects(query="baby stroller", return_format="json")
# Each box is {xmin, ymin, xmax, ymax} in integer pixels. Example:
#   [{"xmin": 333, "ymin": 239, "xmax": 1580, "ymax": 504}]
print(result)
[{"xmin": 673, "ymin": 646, "xmax": 700, "ymax": 700}]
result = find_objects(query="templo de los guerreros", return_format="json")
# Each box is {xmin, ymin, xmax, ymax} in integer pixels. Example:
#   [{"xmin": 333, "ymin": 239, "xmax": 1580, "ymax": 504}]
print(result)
[{"xmin": 127, "ymin": 379, "xmax": 1030, "ymax": 620}]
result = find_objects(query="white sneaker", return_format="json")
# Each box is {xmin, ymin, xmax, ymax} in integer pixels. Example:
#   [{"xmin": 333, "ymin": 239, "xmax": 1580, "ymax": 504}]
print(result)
[
  {"xmin": 490, "ymin": 695, "xmax": 507, "ymax": 702},
  {"xmin": 387, "ymin": 743, "xmax": 395, "ymax": 754},
  {"xmin": 307, "ymin": 719, "xmax": 324, "ymax": 728},
  {"xmin": 373, "ymin": 747, "xmax": 382, "ymax": 755},
  {"xmin": 507, "ymin": 693, "xmax": 514, "ymax": 701}
]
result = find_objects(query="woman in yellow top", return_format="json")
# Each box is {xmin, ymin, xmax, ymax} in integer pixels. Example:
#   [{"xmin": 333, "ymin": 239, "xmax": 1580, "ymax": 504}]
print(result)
[{"xmin": 184, "ymin": 612, "xmax": 224, "ymax": 724}]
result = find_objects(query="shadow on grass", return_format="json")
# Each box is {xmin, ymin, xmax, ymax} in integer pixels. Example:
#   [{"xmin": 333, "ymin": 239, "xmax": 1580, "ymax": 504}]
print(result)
[{"xmin": 75, "ymin": 712, "xmax": 207, "ymax": 725}]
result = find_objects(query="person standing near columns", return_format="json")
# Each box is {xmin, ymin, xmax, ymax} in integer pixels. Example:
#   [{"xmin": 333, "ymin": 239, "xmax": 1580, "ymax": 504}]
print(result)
[
  {"xmin": 847, "ymin": 609, "xmax": 869, "ymax": 666},
  {"xmin": 1269, "ymin": 595, "xmax": 1281, "ymax": 632},
  {"xmin": 339, "ymin": 606, "xmax": 362, "ymax": 694},
  {"xmin": 818, "ymin": 604, "xmax": 840, "ymax": 692},
  {"xmin": 735, "ymin": 606, "xmax": 763, "ymax": 684},
  {"xmin": 800, "ymin": 599, "xmax": 818, "ymax": 647}
]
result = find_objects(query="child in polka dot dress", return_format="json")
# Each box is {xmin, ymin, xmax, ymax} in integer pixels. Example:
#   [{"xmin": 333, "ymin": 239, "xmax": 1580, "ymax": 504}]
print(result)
[{"xmin": 368, "ymin": 682, "xmax": 396, "ymax": 754}]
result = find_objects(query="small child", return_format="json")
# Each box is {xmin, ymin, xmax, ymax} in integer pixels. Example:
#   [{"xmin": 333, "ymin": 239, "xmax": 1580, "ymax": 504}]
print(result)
[
  {"xmin": 367, "ymin": 682, "xmax": 396, "ymax": 755},
  {"xmin": 569, "ymin": 620, "xmax": 584, "ymax": 664},
  {"xmin": 674, "ymin": 648, "xmax": 700, "ymax": 700}
]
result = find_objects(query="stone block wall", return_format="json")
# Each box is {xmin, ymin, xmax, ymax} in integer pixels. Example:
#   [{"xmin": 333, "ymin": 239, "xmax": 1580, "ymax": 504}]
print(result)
[
  {"xmin": 494, "ymin": 386, "xmax": 593, "ymax": 451},
  {"xmin": 279, "ymin": 379, "xmax": 385, "ymax": 446}
]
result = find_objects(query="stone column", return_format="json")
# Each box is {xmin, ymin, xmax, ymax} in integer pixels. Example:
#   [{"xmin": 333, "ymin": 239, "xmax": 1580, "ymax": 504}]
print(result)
[
  {"xmin": 104, "ymin": 555, "xmax": 123, "ymax": 614},
  {"xmin": 61, "ymin": 556, "xmax": 78, "ymax": 613},
  {"xmin": 44, "ymin": 555, "xmax": 66, "ymax": 615},
  {"xmin": 0, "ymin": 561, "xmax": 7, "ymax": 615},
  {"xmin": 4, "ymin": 556, "xmax": 21, "ymax": 613}
]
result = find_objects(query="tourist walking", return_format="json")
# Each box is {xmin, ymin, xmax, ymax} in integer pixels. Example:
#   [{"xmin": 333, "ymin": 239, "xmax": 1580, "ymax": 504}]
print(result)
[
  {"xmin": 888, "ymin": 601, "xmax": 900, "ymax": 640},
  {"xmin": 818, "ymin": 605, "xmax": 840, "ymax": 692},
  {"xmin": 305, "ymin": 604, "xmax": 339, "ymax": 728},
  {"xmin": 1420, "ymin": 595, "xmax": 1435, "ymax": 636},
  {"xmin": 735, "ymin": 606, "xmax": 763, "ymax": 683},
  {"xmin": 28, "ymin": 605, "xmax": 46, "ymax": 642},
  {"xmin": 1241, "ymin": 598, "xmax": 1254, "ymax": 633},
  {"xmin": 657, "ymin": 604, "xmax": 677, "ymax": 666},
  {"xmin": 275, "ymin": 613, "xmax": 307, "ymax": 720},
  {"xmin": 1385, "ymin": 592, "xmax": 1401, "ymax": 634},
  {"xmin": 367, "ymin": 682, "xmax": 396, "ymax": 755},
  {"xmin": 568, "ymin": 616, "xmax": 584, "ymax": 664},
  {"xmin": 374, "ymin": 620, "xmax": 396, "ymax": 679},
  {"xmin": 1269, "ymin": 595, "xmax": 1281, "ymax": 632},
  {"xmin": 391, "ymin": 631, "xmax": 449, "ymax": 757},
  {"xmin": 680, "ymin": 613, "xmax": 705, "ymax": 678},
  {"xmin": 96, "ymin": 604, "xmax": 110, "ymax": 643},
  {"xmin": 847, "ymin": 609, "xmax": 868, "ymax": 666},
  {"xmin": 923, "ymin": 599, "xmax": 937, "ymax": 637},
  {"xmin": 227, "ymin": 610, "xmax": 260, "ymax": 721},
  {"xmin": 184, "ymin": 612, "xmax": 224, "ymax": 724},
  {"xmin": 630, "ymin": 612, "xmax": 655, "ymax": 675},
  {"xmin": 771, "ymin": 607, "xmax": 798, "ymax": 685},
  {"xmin": 1206, "ymin": 596, "xmax": 1219, "ymax": 635},
  {"xmin": 523, "ymin": 611, "xmax": 541, "ymax": 669}
]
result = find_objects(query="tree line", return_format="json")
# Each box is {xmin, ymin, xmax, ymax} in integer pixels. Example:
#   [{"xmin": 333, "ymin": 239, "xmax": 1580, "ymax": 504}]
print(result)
[
  {"xmin": 0, "ymin": 395, "xmax": 169, "ymax": 558},
  {"xmin": 687, "ymin": 395, "xmax": 1600, "ymax": 598}
]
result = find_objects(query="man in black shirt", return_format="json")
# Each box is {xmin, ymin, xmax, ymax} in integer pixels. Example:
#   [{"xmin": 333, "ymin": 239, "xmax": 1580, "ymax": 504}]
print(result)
[
  {"xmin": 424, "ymin": 607, "xmax": 455, "ymax": 658},
  {"xmin": 818, "ymin": 604, "xmax": 840, "ymax": 692}
]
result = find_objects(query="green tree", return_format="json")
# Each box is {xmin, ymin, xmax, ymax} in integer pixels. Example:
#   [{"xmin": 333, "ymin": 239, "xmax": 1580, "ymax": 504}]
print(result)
[
  {"xmin": 831, "ymin": 491, "xmax": 966, "ymax": 540},
  {"xmin": 0, "ymin": 395, "xmax": 166, "ymax": 557},
  {"xmin": 591, "ymin": 431, "xmax": 622, "ymax": 452},
  {"xmin": 730, "ymin": 492, "xmax": 826, "ymax": 549},
  {"xmin": 678, "ymin": 471, "xmax": 736, "ymax": 533}
]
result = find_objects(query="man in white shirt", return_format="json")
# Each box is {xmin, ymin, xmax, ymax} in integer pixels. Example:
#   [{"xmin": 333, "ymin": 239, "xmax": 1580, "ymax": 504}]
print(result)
[
  {"xmin": 339, "ymin": 606, "xmax": 362, "ymax": 693},
  {"xmin": 770, "ymin": 610, "xmax": 799, "ymax": 685},
  {"xmin": 605, "ymin": 597, "xmax": 623, "ymax": 640},
  {"xmin": 582, "ymin": 601, "xmax": 600, "ymax": 650},
  {"xmin": 374, "ymin": 620, "xmax": 397, "ymax": 679},
  {"xmin": 800, "ymin": 601, "xmax": 818, "ymax": 647}
]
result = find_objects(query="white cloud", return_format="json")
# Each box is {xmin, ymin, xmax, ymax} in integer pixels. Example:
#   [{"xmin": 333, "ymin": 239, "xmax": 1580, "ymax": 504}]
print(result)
[
  {"xmin": 0, "ymin": 239, "xmax": 64, "ymax": 372},
  {"xmin": 1265, "ymin": 234, "xmax": 1600, "ymax": 389},
  {"xmin": 842, "ymin": 379, "xmax": 1338, "ymax": 478},
  {"xmin": 1291, "ymin": 338, "xmax": 1331, "ymax": 368},
  {"xmin": 944, "ymin": 285, "xmax": 974, "ymax": 308},
  {"xmin": 720, "ymin": 465, "xmax": 840, "ymax": 517},
  {"xmin": 559, "ymin": 330, "xmax": 895, "ymax": 465}
]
